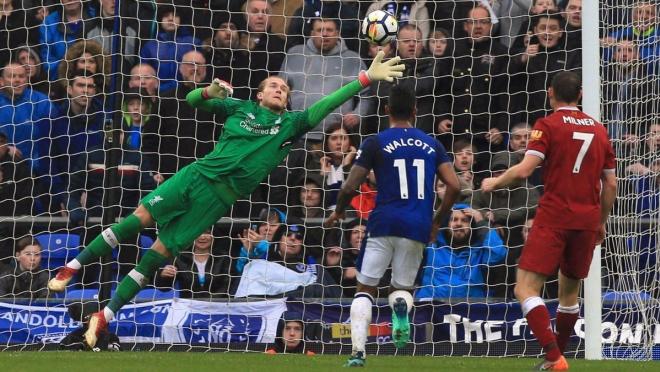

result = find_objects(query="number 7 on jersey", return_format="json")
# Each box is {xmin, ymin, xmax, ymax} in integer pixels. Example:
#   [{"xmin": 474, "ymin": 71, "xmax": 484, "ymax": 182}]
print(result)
[{"xmin": 572, "ymin": 132, "xmax": 594, "ymax": 173}]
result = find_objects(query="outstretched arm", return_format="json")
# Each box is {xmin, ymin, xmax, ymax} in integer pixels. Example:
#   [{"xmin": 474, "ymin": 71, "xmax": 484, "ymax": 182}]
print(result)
[
  {"xmin": 481, "ymin": 154, "xmax": 542, "ymax": 192},
  {"xmin": 305, "ymin": 51, "xmax": 404, "ymax": 128},
  {"xmin": 186, "ymin": 79, "xmax": 236, "ymax": 113}
]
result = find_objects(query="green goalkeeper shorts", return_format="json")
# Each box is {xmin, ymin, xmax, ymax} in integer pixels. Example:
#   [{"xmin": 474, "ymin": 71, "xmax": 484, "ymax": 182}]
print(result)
[{"xmin": 141, "ymin": 165, "xmax": 239, "ymax": 256}]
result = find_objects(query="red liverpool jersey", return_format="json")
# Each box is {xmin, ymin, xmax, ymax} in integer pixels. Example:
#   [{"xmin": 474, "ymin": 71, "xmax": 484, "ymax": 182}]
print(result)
[{"xmin": 526, "ymin": 107, "xmax": 616, "ymax": 231}]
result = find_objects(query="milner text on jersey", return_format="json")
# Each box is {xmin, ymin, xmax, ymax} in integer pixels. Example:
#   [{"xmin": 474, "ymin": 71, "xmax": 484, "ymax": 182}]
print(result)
[
  {"xmin": 383, "ymin": 138, "xmax": 436, "ymax": 154},
  {"xmin": 562, "ymin": 116, "xmax": 595, "ymax": 126}
]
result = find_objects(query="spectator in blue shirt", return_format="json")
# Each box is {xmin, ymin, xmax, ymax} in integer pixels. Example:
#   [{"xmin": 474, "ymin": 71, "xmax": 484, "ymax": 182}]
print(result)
[
  {"xmin": 0, "ymin": 61, "xmax": 52, "ymax": 175},
  {"xmin": 38, "ymin": 0, "xmax": 96, "ymax": 80},
  {"xmin": 139, "ymin": 4, "xmax": 200, "ymax": 93},
  {"xmin": 49, "ymin": 69, "xmax": 104, "ymax": 206},
  {"xmin": 416, "ymin": 204, "xmax": 508, "ymax": 300}
]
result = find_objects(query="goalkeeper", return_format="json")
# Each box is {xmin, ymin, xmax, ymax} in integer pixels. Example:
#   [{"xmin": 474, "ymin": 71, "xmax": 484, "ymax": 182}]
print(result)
[{"xmin": 48, "ymin": 52, "xmax": 404, "ymax": 349}]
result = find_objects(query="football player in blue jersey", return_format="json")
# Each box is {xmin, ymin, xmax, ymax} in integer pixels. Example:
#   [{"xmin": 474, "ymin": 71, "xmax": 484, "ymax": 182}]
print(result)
[{"xmin": 325, "ymin": 85, "xmax": 460, "ymax": 367}]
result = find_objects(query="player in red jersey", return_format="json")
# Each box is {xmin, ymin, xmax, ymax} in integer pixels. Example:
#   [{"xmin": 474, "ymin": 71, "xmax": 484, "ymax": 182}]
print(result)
[{"xmin": 482, "ymin": 71, "xmax": 617, "ymax": 371}]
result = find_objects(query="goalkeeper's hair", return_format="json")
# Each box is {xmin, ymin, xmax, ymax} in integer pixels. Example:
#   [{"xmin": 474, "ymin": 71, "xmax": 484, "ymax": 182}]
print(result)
[
  {"xmin": 387, "ymin": 84, "xmax": 416, "ymax": 121},
  {"xmin": 551, "ymin": 71, "xmax": 581, "ymax": 103}
]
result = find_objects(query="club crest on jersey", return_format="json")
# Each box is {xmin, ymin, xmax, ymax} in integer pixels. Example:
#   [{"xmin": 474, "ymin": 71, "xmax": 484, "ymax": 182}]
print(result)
[{"xmin": 530, "ymin": 130, "xmax": 543, "ymax": 141}]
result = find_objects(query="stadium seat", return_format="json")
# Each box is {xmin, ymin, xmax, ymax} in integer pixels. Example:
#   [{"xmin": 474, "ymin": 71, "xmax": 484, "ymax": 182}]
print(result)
[
  {"xmin": 602, "ymin": 290, "xmax": 652, "ymax": 303},
  {"xmin": 65, "ymin": 289, "xmax": 99, "ymax": 301},
  {"xmin": 135, "ymin": 288, "xmax": 177, "ymax": 301},
  {"xmin": 35, "ymin": 233, "xmax": 81, "ymax": 270}
]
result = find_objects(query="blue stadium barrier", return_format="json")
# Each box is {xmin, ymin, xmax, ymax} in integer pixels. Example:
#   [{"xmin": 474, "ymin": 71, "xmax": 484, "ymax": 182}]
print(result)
[{"xmin": 64, "ymin": 289, "xmax": 99, "ymax": 301}]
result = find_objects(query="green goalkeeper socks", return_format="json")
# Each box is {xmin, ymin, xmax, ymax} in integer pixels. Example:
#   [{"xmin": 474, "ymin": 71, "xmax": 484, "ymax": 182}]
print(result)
[
  {"xmin": 75, "ymin": 214, "xmax": 143, "ymax": 266},
  {"xmin": 107, "ymin": 249, "xmax": 167, "ymax": 313}
]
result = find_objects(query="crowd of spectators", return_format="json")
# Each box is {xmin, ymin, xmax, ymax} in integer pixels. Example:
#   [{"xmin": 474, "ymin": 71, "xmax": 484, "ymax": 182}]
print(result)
[{"xmin": 0, "ymin": 0, "xmax": 656, "ymax": 302}]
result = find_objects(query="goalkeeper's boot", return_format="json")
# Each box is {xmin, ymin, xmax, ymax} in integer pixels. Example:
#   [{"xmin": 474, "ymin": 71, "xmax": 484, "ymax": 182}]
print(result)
[
  {"xmin": 84, "ymin": 311, "xmax": 109, "ymax": 349},
  {"xmin": 534, "ymin": 356, "xmax": 569, "ymax": 371},
  {"xmin": 391, "ymin": 297, "xmax": 410, "ymax": 349},
  {"xmin": 48, "ymin": 267, "xmax": 77, "ymax": 292},
  {"xmin": 343, "ymin": 351, "xmax": 365, "ymax": 367}
]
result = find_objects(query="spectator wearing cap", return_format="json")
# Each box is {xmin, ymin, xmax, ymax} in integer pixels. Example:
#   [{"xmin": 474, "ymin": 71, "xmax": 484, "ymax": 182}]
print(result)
[
  {"xmin": 287, "ymin": 0, "xmax": 361, "ymax": 52},
  {"xmin": 235, "ymin": 223, "xmax": 340, "ymax": 298},
  {"xmin": 235, "ymin": 208, "xmax": 286, "ymax": 274},
  {"xmin": 157, "ymin": 50, "xmax": 218, "ymax": 177},
  {"xmin": 139, "ymin": 4, "xmax": 201, "ymax": 93},
  {"xmin": 38, "ymin": 0, "xmax": 97, "ymax": 80},
  {"xmin": 416, "ymin": 204, "xmax": 508, "ymax": 300},
  {"xmin": 204, "ymin": 18, "xmax": 249, "ymax": 94},
  {"xmin": 280, "ymin": 17, "xmax": 368, "ymax": 140},
  {"xmin": 233, "ymin": 0, "xmax": 286, "ymax": 100},
  {"xmin": 266, "ymin": 311, "xmax": 315, "ymax": 355}
]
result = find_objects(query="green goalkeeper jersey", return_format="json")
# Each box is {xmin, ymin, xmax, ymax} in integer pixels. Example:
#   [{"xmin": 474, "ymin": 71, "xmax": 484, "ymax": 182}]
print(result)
[{"xmin": 186, "ymin": 80, "xmax": 364, "ymax": 196}]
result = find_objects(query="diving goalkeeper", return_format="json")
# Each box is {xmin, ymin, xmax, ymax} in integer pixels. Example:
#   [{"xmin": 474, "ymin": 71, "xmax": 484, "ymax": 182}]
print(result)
[{"xmin": 48, "ymin": 52, "xmax": 404, "ymax": 348}]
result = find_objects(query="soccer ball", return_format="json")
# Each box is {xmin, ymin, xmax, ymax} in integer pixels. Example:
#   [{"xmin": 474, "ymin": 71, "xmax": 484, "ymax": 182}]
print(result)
[{"xmin": 361, "ymin": 10, "xmax": 398, "ymax": 46}]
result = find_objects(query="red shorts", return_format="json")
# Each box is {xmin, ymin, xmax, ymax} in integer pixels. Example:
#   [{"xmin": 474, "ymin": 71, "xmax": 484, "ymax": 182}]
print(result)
[{"xmin": 519, "ymin": 225, "xmax": 598, "ymax": 279}]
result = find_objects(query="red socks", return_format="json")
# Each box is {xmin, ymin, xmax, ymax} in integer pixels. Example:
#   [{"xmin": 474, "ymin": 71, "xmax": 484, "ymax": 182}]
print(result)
[
  {"xmin": 555, "ymin": 304, "xmax": 580, "ymax": 353},
  {"xmin": 523, "ymin": 297, "xmax": 562, "ymax": 362}
]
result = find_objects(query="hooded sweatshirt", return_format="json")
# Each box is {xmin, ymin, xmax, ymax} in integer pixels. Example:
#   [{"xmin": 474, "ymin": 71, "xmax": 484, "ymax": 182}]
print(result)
[{"xmin": 280, "ymin": 38, "xmax": 368, "ymax": 140}]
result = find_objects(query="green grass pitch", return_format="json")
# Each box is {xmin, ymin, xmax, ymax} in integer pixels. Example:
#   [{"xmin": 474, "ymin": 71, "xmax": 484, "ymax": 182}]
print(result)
[{"xmin": 1, "ymin": 352, "xmax": 659, "ymax": 371}]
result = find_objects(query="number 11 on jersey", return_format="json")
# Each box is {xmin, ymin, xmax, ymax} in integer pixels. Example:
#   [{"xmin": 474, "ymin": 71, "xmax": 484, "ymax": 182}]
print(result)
[{"xmin": 393, "ymin": 158, "xmax": 425, "ymax": 199}]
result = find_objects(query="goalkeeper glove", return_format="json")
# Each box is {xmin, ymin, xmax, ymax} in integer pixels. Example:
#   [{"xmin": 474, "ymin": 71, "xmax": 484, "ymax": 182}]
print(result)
[
  {"xmin": 358, "ymin": 51, "xmax": 405, "ymax": 86},
  {"xmin": 203, "ymin": 78, "xmax": 234, "ymax": 99}
]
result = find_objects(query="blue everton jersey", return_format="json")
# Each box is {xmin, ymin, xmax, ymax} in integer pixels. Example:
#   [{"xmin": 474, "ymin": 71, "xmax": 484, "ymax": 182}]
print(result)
[{"xmin": 355, "ymin": 127, "xmax": 451, "ymax": 243}]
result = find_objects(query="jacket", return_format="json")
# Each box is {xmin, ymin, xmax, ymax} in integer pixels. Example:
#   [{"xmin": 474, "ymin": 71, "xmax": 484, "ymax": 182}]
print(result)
[
  {"xmin": 0, "ymin": 260, "xmax": 49, "ymax": 299},
  {"xmin": 416, "ymin": 223, "xmax": 507, "ymax": 300},
  {"xmin": 39, "ymin": 8, "xmax": 96, "ymax": 80},
  {"xmin": 154, "ymin": 250, "xmax": 232, "ymax": 299},
  {"xmin": 139, "ymin": 30, "xmax": 201, "ymax": 92},
  {"xmin": 49, "ymin": 100, "xmax": 105, "ymax": 197},
  {"xmin": 281, "ymin": 38, "xmax": 367, "ymax": 139},
  {"xmin": 436, "ymin": 38, "xmax": 510, "ymax": 138},
  {"xmin": 0, "ymin": 88, "xmax": 52, "ymax": 174}
]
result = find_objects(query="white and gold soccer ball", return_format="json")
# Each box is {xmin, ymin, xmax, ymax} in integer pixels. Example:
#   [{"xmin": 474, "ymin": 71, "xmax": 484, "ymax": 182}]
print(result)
[{"xmin": 361, "ymin": 10, "xmax": 398, "ymax": 46}]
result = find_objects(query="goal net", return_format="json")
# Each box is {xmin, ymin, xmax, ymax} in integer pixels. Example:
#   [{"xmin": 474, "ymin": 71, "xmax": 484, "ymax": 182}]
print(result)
[{"xmin": 0, "ymin": 0, "xmax": 656, "ymax": 360}]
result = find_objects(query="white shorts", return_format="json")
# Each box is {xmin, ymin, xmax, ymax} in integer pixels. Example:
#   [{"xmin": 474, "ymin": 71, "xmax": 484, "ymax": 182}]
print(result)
[{"xmin": 356, "ymin": 236, "xmax": 425, "ymax": 289}]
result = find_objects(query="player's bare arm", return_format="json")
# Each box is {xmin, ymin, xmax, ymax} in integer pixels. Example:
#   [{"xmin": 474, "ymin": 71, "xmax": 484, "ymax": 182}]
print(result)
[
  {"xmin": 324, "ymin": 164, "xmax": 370, "ymax": 227},
  {"xmin": 598, "ymin": 170, "xmax": 617, "ymax": 244},
  {"xmin": 481, "ymin": 154, "xmax": 542, "ymax": 192}
]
